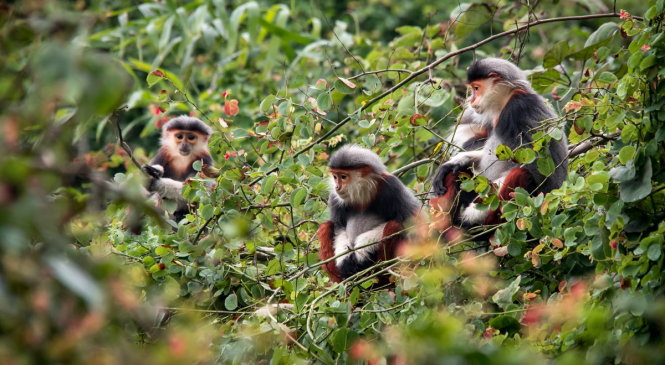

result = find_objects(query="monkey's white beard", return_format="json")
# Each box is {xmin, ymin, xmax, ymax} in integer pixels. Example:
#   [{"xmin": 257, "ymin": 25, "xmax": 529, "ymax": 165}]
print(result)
[
  {"xmin": 331, "ymin": 173, "xmax": 379, "ymax": 208},
  {"xmin": 471, "ymin": 82, "xmax": 513, "ymax": 118},
  {"xmin": 334, "ymin": 223, "xmax": 387, "ymax": 268}
]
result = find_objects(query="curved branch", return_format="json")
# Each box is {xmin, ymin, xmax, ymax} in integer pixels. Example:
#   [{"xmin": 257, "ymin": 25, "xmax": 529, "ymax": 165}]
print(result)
[
  {"xmin": 392, "ymin": 158, "xmax": 434, "ymax": 176},
  {"xmin": 568, "ymin": 132, "xmax": 620, "ymax": 157}
]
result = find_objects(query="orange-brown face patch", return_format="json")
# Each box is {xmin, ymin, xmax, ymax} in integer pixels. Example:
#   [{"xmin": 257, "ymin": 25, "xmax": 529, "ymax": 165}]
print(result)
[{"xmin": 467, "ymin": 80, "xmax": 486, "ymax": 107}]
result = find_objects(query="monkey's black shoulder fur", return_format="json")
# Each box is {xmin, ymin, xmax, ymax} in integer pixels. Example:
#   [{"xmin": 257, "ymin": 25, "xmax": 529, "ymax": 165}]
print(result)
[{"xmin": 497, "ymin": 93, "xmax": 568, "ymax": 194}]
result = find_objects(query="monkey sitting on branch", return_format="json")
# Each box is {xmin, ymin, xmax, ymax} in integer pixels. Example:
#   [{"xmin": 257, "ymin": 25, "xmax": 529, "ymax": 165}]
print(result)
[
  {"xmin": 430, "ymin": 58, "xmax": 568, "ymax": 237},
  {"xmin": 142, "ymin": 116, "xmax": 214, "ymax": 222},
  {"xmin": 318, "ymin": 145, "xmax": 420, "ymax": 283}
]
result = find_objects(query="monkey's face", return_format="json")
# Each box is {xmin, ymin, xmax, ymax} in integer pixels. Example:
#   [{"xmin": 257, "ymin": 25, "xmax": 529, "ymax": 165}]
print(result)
[
  {"xmin": 468, "ymin": 77, "xmax": 514, "ymax": 116},
  {"xmin": 468, "ymin": 79, "xmax": 493, "ymax": 113},
  {"xmin": 167, "ymin": 130, "xmax": 208, "ymax": 156},
  {"xmin": 331, "ymin": 170, "xmax": 351, "ymax": 195},
  {"xmin": 330, "ymin": 167, "xmax": 377, "ymax": 207}
]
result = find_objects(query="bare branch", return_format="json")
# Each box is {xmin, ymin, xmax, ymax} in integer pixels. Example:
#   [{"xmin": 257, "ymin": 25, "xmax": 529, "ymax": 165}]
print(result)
[
  {"xmin": 112, "ymin": 107, "xmax": 146, "ymax": 174},
  {"xmin": 393, "ymin": 158, "xmax": 435, "ymax": 176},
  {"xmin": 568, "ymin": 132, "xmax": 620, "ymax": 157}
]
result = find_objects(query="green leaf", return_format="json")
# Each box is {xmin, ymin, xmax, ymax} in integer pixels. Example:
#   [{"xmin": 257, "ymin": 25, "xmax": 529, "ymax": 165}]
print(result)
[
  {"xmin": 597, "ymin": 72, "xmax": 618, "ymax": 84},
  {"xmin": 200, "ymin": 204, "xmax": 214, "ymax": 220},
  {"xmin": 489, "ymin": 315, "xmax": 521, "ymax": 336},
  {"xmin": 265, "ymin": 259, "xmax": 283, "ymax": 276},
  {"xmin": 278, "ymin": 100, "xmax": 292, "ymax": 116},
  {"xmin": 508, "ymin": 242, "xmax": 522, "ymax": 256},
  {"xmin": 258, "ymin": 18, "xmax": 315, "ymax": 45},
  {"xmin": 334, "ymin": 79, "xmax": 355, "ymax": 94},
  {"xmin": 584, "ymin": 22, "xmax": 619, "ymax": 47},
  {"xmin": 590, "ymin": 228, "xmax": 610, "ymax": 260},
  {"xmin": 610, "ymin": 160, "xmax": 636, "ymax": 182},
  {"xmin": 495, "ymin": 144, "xmax": 513, "ymax": 161},
  {"xmin": 147, "ymin": 71, "xmax": 163, "ymax": 87},
  {"xmin": 155, "ymin": 246, "xmax": 171, "ymax": 256},
  {"xmin": 492, "ymin": 275, "xmax": 521, "ymax": 310},
  {"xmin": 568, "ymin": 23, "xmax": 617, "ymax": 61},
  {"xmin": 620, "ymin": 158, "xmax": 652, "ymax": 202},
  {"xmin": 514, "ymin": 148, "xmax": 536, "ymax": 164},
  {"xmin": 543, "ymin": 41, "xmax": 570, "ymax": 69},
  {"xmin": 640, "ymin": 54, "xmax": 657, "ymax": 70},
  {"xmin": 536, "ymin": 155, "xmax": 555, "ymax": 176},
  {"xmin": 419, "ymin": 88, "xmax": 450, "ymax": 107},
  {"xmin": 451, "ymin": 3, "xmax": 496, "ymax": 39},
  {"xmin": 262, "ymin": 174, "xmax": 278, "ymax": 195},
  {"xmin": 647, "ymin": 243, "xmax": 662, "ymax": 261},
  {"xmin": 260, "ymin": 94, "xmax": 276, "ymax": 114},
  {"xmin": 619, "ymin": 145, "xmax": 637, "ymax": 164},
  {"xmin": 330, "ymin": 328, "xmax": 358, "ymax": 353},
  {"xmin": 224, "ymin": 293, "xmax": 238, "ymax": 310},
  {"xmin": 316, "ymin": 91, "xmax": 332, "ymax": 110},
  {"xmin": 290, "ymin": 187, "xmax": 307, "ymax": 206},
  {"xmin": 47, "ymin": 257, "xmax": 104, "ymax": 309},
  {"xmin": 192, "ymin": 160, "xmax": 202, "ymax": 172},
  {"xmin": 586, "ymin": 172, "xmax": 610, "ymax": 193}
]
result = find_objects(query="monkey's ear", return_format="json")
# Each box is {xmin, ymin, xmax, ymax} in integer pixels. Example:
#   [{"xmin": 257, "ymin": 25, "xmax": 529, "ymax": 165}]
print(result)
[{"xmin": 488, "ymin": 72, "xmax": 500, "ymax": 78}]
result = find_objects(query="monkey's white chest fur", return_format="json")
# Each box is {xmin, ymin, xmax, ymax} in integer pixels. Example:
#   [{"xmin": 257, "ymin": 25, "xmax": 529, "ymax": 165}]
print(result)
[{"xmin": 333, "ymin": 222, "xmax": 387, "ymax": 269}]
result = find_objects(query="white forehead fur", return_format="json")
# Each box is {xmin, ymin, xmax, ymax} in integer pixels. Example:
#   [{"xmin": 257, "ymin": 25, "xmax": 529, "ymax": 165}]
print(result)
[
  {"xmin": 476, "ymin": 58, "xmax": 534, "ymax": 93},
  {"xmin": 479, "ymin": 58, "xmax": 527, "ymax": 81}
]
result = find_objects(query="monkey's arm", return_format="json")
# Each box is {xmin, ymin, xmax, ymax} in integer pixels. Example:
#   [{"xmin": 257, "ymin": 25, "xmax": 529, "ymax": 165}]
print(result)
[
  {"xmin": 317, "ymin": 221, "xmax": 343, "ymax": 283},
  {"xmin": 142, "ymin": 164, "xmax": 185, "ymax": 200},
  {"xmin": 149, "ymin": 177, "xmax": 185, "ymax": 200},
  {"xmin": 432, "ymin": 150, "xmax": 483, "ymax": 196}
]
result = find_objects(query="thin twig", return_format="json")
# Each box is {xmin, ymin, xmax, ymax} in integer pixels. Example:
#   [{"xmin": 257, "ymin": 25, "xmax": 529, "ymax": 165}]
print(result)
[
  {"xmin": 112, "ymin": 107, "xmax": 146, "ymax": 174},
  {"xmin": 393, "ymin": 158, "xmax": 435, "ymax": 176},
  {"xmin": 568, "ymin": 132, "xmax": 620, "ymax": 157}
]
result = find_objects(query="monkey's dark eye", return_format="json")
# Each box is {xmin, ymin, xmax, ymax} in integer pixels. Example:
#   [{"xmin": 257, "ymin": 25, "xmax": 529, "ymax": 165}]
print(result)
[
  {"xmin": 340, "ymin": 175, "xmax": 347, "ymax": 180},
  {"xmin": 175, "ymin": 133, "xmax": 183, "ymax": 139},
  {"xmin": 187, "ymin": 134, "xmax": 196, "ymax": 141}
]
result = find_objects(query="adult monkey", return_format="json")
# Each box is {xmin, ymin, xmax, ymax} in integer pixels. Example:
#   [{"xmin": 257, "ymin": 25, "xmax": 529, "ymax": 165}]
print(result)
[
  {"xmin": 431, "ymin": 58, "xmax": 568, "ymax": 230},
  {"xmin": 318, "ymin": 145, "xmax": 420, "ymax": 283},
  {"xmin": 142, "ymin": 116, "xmax": 214, "ymax": 221}
]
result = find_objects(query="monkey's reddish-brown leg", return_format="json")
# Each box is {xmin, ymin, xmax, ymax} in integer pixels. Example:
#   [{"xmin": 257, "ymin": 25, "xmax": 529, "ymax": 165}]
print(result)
[
  {"xmin": 317, "ymin": 221, "xmax": 343, "ymax": 283},
  {"xmin": 484, "ymin": 167, "xmax": 533, "ymax": 224},
  {"xmin": 377, "ymin": 221, "xmax": 405, "ymax": 261},
  {"xmin": 429, "ymin": 172, "xmax": 457, "ymax": 230},
  {"xmin": 429, "ymin": 172, "xmax": 465, "ymax": 242}
]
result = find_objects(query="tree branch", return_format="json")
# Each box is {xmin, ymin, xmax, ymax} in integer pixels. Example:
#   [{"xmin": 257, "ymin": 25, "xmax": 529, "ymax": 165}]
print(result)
[
  {"xmin": 568, "ymin": 132, "xmax": 620, "ymax": 157},
  {"xmin": 393, "ymin": 158, "xmax": 434, "ymax": 176},
  {"xmin": 112, "ymin": 107, "xmax": 147, "ymax": 175}
]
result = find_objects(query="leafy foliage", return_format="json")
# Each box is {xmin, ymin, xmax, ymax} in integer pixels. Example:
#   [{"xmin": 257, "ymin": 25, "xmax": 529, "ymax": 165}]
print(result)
[{"xmin": 1, "ymin": 0, "xmax": 664, "ymax": 364}]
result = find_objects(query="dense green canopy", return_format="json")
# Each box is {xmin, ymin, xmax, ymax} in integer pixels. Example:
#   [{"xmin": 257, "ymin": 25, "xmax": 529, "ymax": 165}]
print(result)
[{"xmin": 0, "ymin": 1, "xmax": 663, "ymax": 364}]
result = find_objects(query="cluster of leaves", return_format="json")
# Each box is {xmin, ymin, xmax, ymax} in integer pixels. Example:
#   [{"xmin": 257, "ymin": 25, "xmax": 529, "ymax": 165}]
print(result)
[{"xmin": 1, "ymin": 0, "xmax": 664, "ymax": 364}]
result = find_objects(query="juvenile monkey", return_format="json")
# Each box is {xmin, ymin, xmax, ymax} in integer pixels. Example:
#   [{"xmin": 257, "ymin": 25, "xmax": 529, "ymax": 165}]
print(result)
[{"xmin": 142, "ymin": 116, "xmax": 214, "ymax": 220}]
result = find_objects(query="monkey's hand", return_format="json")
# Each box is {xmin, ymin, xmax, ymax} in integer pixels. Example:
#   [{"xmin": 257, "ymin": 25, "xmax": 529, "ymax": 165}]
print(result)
[
  {"xmin": 142, "ymin": 164, "xmax": 164, "ymax": 179},
  {"xmin": 432, "ymin": 162, "xmax": 461, "ymax": 196}
]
